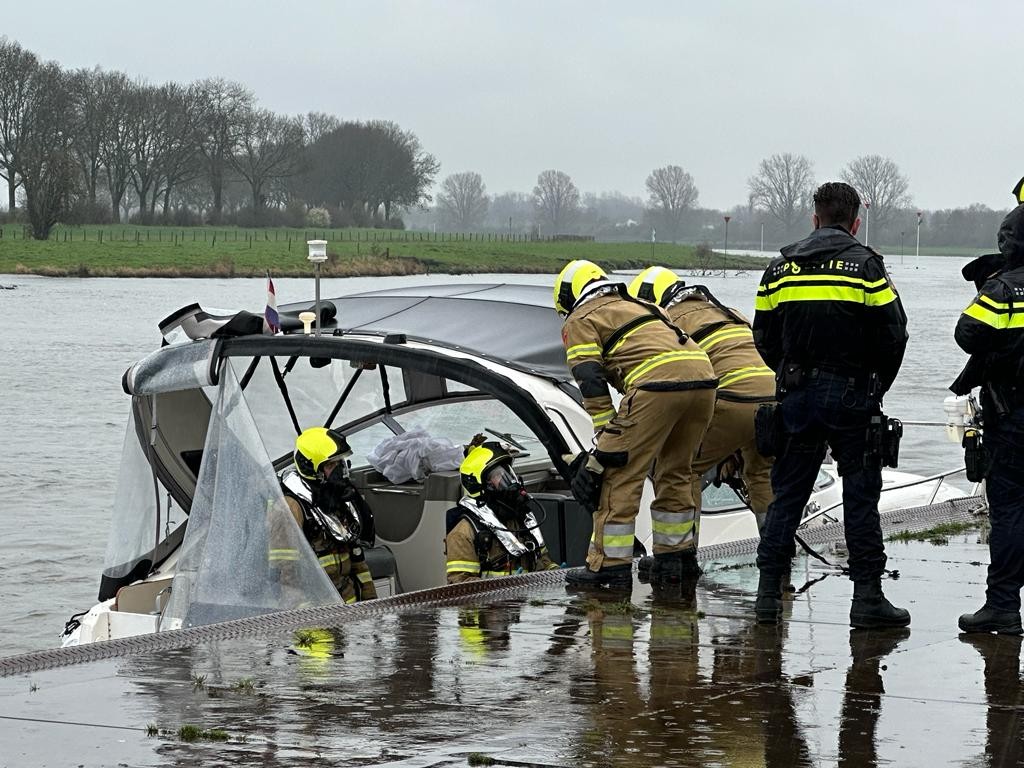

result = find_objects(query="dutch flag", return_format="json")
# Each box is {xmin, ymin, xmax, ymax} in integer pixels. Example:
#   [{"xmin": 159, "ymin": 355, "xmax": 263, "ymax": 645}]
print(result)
[{"xmin": 263, "ymin": 272, "xmax": 280, "ymax": 334}]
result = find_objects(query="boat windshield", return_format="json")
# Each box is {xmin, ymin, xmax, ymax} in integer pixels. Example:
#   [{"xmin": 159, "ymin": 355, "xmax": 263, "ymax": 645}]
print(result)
[{"xmin": 228, "ymin": 355, "xmax": 546, "ymax": 468}]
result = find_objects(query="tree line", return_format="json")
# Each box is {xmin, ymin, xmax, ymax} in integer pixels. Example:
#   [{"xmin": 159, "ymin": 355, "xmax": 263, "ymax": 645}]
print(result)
[
  {"xmin": 0, "ymin": 38, "xmax": 440, "ymax": 239},
  {"xmin": 419, "ymin": 153, "xmax": 1015, "ymax": 250}
]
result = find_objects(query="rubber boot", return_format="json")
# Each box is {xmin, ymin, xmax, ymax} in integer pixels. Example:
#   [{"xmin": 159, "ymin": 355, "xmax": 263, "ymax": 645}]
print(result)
[
  {"xmin": 755, "ymin": 570, "xmax": 783, "ymax": 625},
  {"xmin": 958, "ymin": 605, "xmax": 1023, "ymax": 635},
  {"xmin": 850, "ymin": 579, "xmax": 911, "ymax": 629},
  {"xmin": 637, "ymin": 554, "xmax": 655, "ymax": 582},
  {"xmin": 642, "ymin": 551, "xmax": 702, "ymax": 585},
  {"xmin": 565, "ymin": 564, "xmax": 632, "ymax": 589}
]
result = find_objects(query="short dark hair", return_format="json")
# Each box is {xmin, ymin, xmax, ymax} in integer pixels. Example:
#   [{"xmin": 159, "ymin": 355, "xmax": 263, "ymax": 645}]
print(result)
[{"xmin": 813, "ymin": 182, "xmax": 860, "ymax": 229}]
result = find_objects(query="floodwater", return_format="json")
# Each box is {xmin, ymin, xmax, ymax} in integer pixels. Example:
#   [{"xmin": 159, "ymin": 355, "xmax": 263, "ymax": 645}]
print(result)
[
  {"xmin": 0, "ymin": 256, "xmax": 1012, "ymax": 766},
  {"xmin": 0, "ymin": 536, "xmax": 1016, "ymax": 767},
  {"xmin": 0, "ymin": 257, "xmax": 979, "ymax": 656}
]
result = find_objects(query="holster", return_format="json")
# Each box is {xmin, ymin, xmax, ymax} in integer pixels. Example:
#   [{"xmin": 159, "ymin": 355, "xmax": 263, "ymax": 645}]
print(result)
[
  {"xmin": 864, "ymin": 413, "xmax": 903, "ymax": 469},
  {"xmin": 963, "ymin": 428, "xmax": 990, "ymax": 482},
  {"xmin": 754, "ymin": 403, "xmax": 782, "ymax": 457}
]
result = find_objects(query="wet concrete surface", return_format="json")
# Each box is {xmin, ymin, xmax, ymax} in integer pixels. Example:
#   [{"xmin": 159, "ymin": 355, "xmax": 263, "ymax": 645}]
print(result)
[{"xmin": 2, "ymin": 535, "xmax": 1022, "ymax": 767}]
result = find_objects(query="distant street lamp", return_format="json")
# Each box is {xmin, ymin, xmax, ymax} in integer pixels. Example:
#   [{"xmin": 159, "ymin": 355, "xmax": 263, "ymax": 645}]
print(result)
[
  {"xmin": 651, "ymin": 227, "xmax": 656, "ymax": 261},
  {"xmin": 760, "ymin": 221, "xmax": 765, "ymax": 255},
  {"xmin": 723, "ymin": 216, "xmax": 731, "ymax": 272},
  {"xmin": 307, "ymin": 239, "xmax": 328, "ymax": 337},
  {"xmin": 916, "ymin": 211, "xmax": 922, "ymax": 259},
  {"xmin": 863, "ymin": 201, "xmax": 871, "ymax": 246}
]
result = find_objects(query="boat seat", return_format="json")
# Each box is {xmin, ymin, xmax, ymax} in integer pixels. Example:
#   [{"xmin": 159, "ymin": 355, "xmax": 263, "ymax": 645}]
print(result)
[{"xmin": 114, "ymin": 576, "xmax": 173, "ymax": 615}]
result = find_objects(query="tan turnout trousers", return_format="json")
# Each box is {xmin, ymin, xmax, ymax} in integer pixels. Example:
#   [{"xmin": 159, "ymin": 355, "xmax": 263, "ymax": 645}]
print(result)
[
  {"xmin": 691, "ymin": 397, "xmax": 774, "ymax": 526},
  {"xmin": 589, "ymin": 387, "xmax": 715, "ymax": 570}
]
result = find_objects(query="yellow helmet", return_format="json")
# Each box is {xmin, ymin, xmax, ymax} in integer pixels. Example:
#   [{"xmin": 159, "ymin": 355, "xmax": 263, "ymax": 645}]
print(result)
[
  {"xmin": 294, "ymin": 427, "xmax": 352, "ymax": 480},
  {"xmin": 627, "ymin": 266, "xmax": 682, "ymax": 307},
  {"xmin": 553, "ymin": 260, "xmax": 608, "ymax": 316},
  {"xmin": 460, "ymin": 441, "xmax": 516, "ymax": 498}
]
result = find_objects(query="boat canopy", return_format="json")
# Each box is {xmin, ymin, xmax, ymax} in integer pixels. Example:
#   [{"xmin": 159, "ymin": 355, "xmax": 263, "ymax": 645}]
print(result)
[{"xmin": 280, "ymin": 283, "xmax": 572, "ymax": 382}]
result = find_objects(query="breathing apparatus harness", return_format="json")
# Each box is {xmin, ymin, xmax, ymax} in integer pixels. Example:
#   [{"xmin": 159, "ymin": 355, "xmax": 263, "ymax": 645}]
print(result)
[
  {"xmin": 281, "ymin": 468, "xmax": 374, "ymax": 550},
  {"xmin": 455, "ymin": 496, "xmax": 548, "ymax": 574}
]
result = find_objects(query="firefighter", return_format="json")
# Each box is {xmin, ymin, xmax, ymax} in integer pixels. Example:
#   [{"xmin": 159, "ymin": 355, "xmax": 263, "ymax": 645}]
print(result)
[
  {"xmin": 279, "ymin": 427, "xmax": 377, "ymax": 603},
  {"xmin": 555, "ymin": 260, "xmax": 717, "ymax": 587},
  {"xmin": 445, "ymin": 438, "xmax": 560, "ymax": 582},
  {"xmin": 752, "ymin": 181, "xmax": 910, "ymax": 628},
  {"xmin": 953, "ymin": 203, "xmax": 1024, "ymax": 635},
  {"xmin": 628, "ymin": 267, "xmax": 776, "ymax": 534}
]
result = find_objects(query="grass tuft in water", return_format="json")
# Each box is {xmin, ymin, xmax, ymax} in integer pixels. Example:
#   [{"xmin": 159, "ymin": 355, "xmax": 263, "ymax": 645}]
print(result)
[
  {"xmin": 467, "ymin": 753, "xmax": 496, "ymax": 766},
  {"xmin": 145, "ymin": 723, "xmax": 159, "ymax": 737},
  {"xmin": 232, "ymin": 677, "xmax": 256, "ymax": 693},
  {"xmin": 887, "ymin": 521, "xmax": 980, "ymax": 543},
  {"xmin": 190, "ymin": 673, "xmax": 207, "ymax": 690},
  {"xmin": 178, "ymin": 724, "xmax": 231, "ymax": 742}
]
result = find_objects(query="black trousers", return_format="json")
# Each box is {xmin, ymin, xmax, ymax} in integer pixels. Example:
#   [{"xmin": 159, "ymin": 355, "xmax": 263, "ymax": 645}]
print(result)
[
  {"xmin": 984, "ymin": 407, "xmax": 1024, "ymax": 612},
  {"xmin": 756, "ymin": 371, "xmax": 887, "ymax": 582}
]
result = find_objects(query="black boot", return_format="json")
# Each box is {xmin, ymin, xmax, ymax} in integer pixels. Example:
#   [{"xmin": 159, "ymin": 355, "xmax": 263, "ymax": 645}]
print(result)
[
  {"xmin": 850, "ymin": 579, "xmax": 911, "ymax": 629},
  {"xmin": 958, "ymin": 605, "xmax": 1023, "ymax": 635},
  {"xmin": 755, "ymin": 570, "xmax": 784, "ymax": 625},
  {"xmin": 642, "ymin": 551, "xmax": 702, "ymax": 585},
  {"xmin": 565, "ymin": 564, "xmax": 632, "ymax": 589},
  {"xmin": 637, "ymin": 554, "xmax": 655, "ymax": 582}
]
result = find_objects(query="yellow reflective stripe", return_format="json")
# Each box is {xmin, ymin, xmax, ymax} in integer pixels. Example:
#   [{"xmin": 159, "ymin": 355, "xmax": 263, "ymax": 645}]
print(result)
[
  {"xmin": 319, "ymin": 552, "xmax": 348, "ymax": 568},
  {"xmin": 963, "ymin": 301, "xmax": 1005, "ymax": 329},
  {"xmin": 482, "ymin": 570, "xmax": 511, "ymax": 578},
  {"xmin": 447, "ymin": 560, "xmax": 481, "ymax": 574},
  {"xmin": 698, "ymin": 326, "xmax": 753, "ymax": 350},
  {"xmin": 566, "ymin": 342, "xmax": 602, "ymax": 361},
  {"xmin": 623, "ymin": 350, "xmax": 708, "ymax": 387},
  {"xmin": 600, "ymin": 624, "xmax": 634, "ymax": 641},
  {"xmin": 864, "ymin": 285, "xmax": 897, "ymax": 307},
  {"xmin": 765, "ymin": 273, "xmax": 887, "ymax": 289},
  {"xmin": 356, "ymin": 570, "xmax": 373, "ymax": 583},
  {"xmin": 547, "ymin": 562, "xmax": 561, "ymax": 570},
  {"xmin": 592, "ymin": 408, "xmax": 616, "ymax": 428},
  {"xmin": 345, "ymin": 595, "xmax": 357, "ymax": 604},
  {"xmin": 652, "ymin": 519, "xmax": 695, "ymax": 536},
  {"xmin": 603, "ymin": 533, "xmax": 635, "ymax": 549},
  {"xmin": 755, "ymin": 293, "xmax": 775, "ymax": 311},
  {"xmin": 269, "ymin": 549, "xmax": 299, "ymax": 561},
  {"xmin": 607, "ymin": 318, "xmax": 657, "ymax": 355},
  {"xmin": 718, "ymin": 365, "xmax": 775, "ymax": 389}
]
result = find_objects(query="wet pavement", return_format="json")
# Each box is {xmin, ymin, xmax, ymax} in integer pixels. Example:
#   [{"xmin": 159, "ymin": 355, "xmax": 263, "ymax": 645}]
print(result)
[{"xmin": 2, "ymin": 534, "xmax": 1022, "ymax": 767}]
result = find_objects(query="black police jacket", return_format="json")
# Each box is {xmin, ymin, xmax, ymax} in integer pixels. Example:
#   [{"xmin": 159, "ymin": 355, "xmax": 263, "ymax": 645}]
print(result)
[
  {"xmin": 951, "ymin": 204, "xmax": 1024, "ymax": 413},
  {"xmin": 752, "ymin": 225, "xmax": 909, "ymax": 394}
]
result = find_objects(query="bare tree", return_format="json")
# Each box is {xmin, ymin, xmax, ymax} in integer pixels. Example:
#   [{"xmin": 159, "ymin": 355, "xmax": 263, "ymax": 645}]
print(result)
[
  {"xmin": 748, "ymin": 153, "xmax": 815, "ymax": 236},
  {"xmin": 304, "ymin": 111, "xmax": 340, "ymax": 144},
  {"xmin": 367, "ymin": 120, "xmax": 438, "ymax": 221},
  {"xmin": 153, "ymin": 83, "xmax": 202, "ymax": 221},
  {"xmin": 840, "ymin": 154, "xmax": 911, "ymax": 231},
  {"xmin": 230, "ymin": 108, "xmax": 305, "ymax": 222},
  {"xmin": 96, "ymin": 72, "xmax": 135, "ymax": 222},
  {"xmin": 646, "ymin": 165, "xmax": 699, "ymax": 242},
  {"xmin": 0, "ymin": 38, "xmax": 38, "ymax": 213},
  {"xmin": 192, "ymin": 78, "xmax": 253, "ymax": 223},
  {"xmin": 18, "ymin": 62, "xmax": 78, "ymax": 238},
  {"xmin": 437, "ymin": 171, "xmax": 488, "ymax": 230},
  {"xmin": 533, "ymin": 169, "xmax": 580, "ymax": 234}
]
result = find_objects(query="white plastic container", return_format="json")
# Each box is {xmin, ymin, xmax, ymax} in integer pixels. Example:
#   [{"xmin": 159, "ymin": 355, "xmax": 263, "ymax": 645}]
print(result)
[{"xmin": 943, "ymin": 394, "xmax": 978, "ymax": 443}]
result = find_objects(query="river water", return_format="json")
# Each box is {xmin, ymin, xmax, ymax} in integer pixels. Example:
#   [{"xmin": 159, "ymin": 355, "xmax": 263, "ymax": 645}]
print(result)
[{"xmin": 0, "ymin": 256, "xmax": 978, "ymax": 656}]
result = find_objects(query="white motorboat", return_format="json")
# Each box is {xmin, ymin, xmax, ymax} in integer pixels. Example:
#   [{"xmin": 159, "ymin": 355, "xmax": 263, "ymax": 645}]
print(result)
[{"xmin": 61, "ymin": 283, "xmax": 971, "ymax": 646}]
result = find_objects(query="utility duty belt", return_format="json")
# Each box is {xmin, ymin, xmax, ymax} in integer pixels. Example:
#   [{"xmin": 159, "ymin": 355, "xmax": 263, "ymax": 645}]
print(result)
[{"xmin": 777, "ymin": 363, "xmax": 880, "ymax": 398}]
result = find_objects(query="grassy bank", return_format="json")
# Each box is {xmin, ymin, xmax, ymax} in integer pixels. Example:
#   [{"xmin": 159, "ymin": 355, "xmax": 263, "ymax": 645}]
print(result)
[{"xmin": 0, "ymin": 224, "xmax": 764, "ymax": 277}]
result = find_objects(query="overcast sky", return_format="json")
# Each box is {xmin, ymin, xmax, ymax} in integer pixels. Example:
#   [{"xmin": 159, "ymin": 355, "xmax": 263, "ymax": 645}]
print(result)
[{"xmin": 4, "ymin": 1, "xmax": 1021, "ymax": 211}]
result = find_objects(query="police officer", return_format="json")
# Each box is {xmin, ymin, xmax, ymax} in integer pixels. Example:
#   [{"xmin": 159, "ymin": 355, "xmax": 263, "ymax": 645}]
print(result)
[
  {"xmin": 628, "ymin": 267, "xmax": 776, "ymax": 531},
  {"xmin": 279, "ymin": 427, "xmax": 377, "ymax": 603},
  {"xmin": 445, "ymin": 439, "xmax": 560, "ymax": 582},
  {"xmin": 752, "ymin": 181, "xmax": 910, "ymax": 628},
  {"xmin": 555, "ymin": 260, "xmax": 717, "ymax": 587},
  {"xmin": 954, "ymin": 203, "xmax": 1024, "ymax": 635}
]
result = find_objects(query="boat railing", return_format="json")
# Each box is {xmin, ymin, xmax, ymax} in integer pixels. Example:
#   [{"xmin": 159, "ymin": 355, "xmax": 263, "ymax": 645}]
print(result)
[{"xmin": 801, "ymin": 463, "xmax": 983, "ymax": 529}]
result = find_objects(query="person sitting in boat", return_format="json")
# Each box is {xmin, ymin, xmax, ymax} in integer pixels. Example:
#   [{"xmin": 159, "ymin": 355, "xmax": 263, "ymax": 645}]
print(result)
[
  {"xmin": 445, "ymin": 437, "xmax": 560, "ymax": 583},
  {"xmin": 279, "ymin": 427, "xmax": 377, "ymax": 603}
]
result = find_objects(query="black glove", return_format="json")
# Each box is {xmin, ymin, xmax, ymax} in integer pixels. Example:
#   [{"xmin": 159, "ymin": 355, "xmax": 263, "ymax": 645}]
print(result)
[{"xmin": 567, "ymin": 452, "xmax": 604, "ymax": 512}]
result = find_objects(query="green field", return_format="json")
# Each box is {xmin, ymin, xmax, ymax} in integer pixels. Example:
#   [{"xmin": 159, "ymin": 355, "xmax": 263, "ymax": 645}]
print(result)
[{"xmin": 0, "ymin": 224, "xmax": 764, "ymax": 277}]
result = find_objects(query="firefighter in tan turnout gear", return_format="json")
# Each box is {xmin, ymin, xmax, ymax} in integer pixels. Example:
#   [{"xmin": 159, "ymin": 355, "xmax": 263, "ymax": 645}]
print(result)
[
  {"xmin": 278, "ymin": 427, "xmax": 377, "ymax": 604},
  {"xmin": 555, "ymin": 260, "xmax": 717, "ymax": 587},
  {"xmin": 628, "ymin": 267, "xmax": 776, "ymax": 531},
  {"xmin": 445, "ymin": 438, "xmax": 560, "ymax": 583}
]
